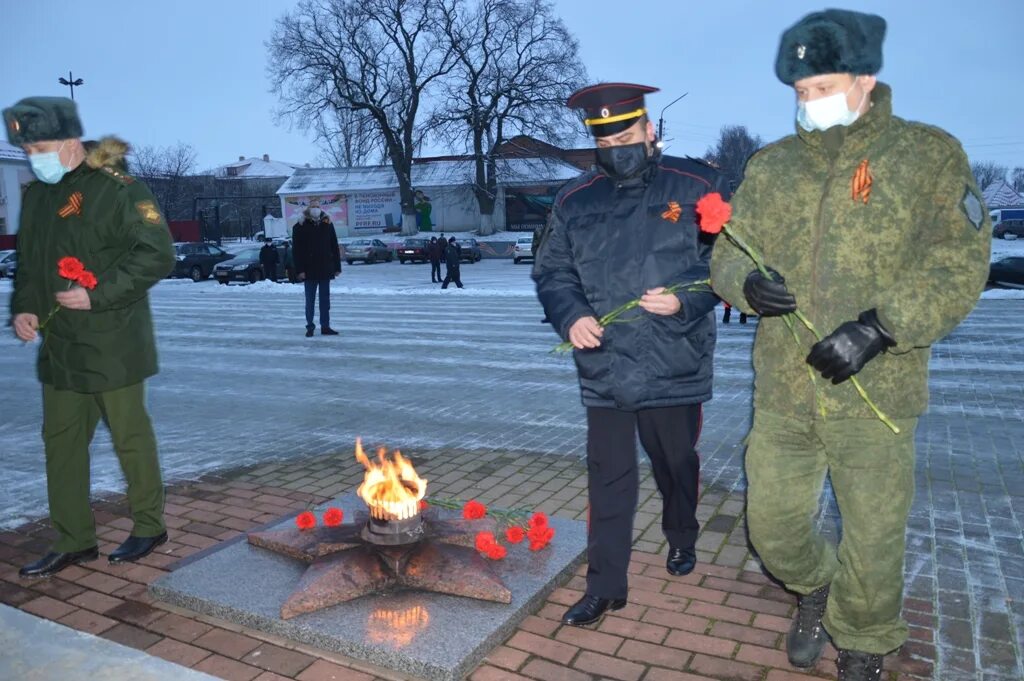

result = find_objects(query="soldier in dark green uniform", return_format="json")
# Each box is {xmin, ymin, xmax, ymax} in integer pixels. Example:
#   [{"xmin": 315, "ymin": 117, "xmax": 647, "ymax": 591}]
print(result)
[
  {"xmin": 5, "ymin": 97, "xmax": 176, "ymax": 578},
  {"xmin": 710, "ymin": 11, "xmax": 990, "ymax": 681}
]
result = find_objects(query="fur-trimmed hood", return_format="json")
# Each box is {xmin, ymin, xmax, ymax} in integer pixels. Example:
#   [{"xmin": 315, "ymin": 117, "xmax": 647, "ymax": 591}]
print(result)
[{"xmin": 85, "ymin": 136, "xmax": 130, "ymax": 171}]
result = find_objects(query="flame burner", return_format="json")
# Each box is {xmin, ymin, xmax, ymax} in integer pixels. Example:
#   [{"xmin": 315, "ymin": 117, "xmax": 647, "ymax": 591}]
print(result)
[{"xmin": 361, "ymin": 508, "xmax": 424, "ymax": 545}]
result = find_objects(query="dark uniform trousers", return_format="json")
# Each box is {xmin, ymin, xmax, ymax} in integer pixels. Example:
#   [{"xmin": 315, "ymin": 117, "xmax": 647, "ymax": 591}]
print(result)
[
  {"xmin": 441, "ymin": 266, "xmax": 463, "ymax": 289},
  {"xmin": 43, "ymin": 382, "xmax": 166, "ymax": 553},
  {"xmin": 586, "ymin": 404, "xmax": 701, "ymax": 599},
  {"xmin": 430, "ymin": 259, "xmax": 441, "ymax": 282}
]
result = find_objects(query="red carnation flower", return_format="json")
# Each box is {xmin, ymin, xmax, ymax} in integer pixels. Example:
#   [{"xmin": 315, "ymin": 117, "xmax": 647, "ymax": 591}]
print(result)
[
  {"xmin": 463, "ymin": 500, "xmax": 487, "ymax": 520},
  {"xmin": 57, "ymin": 257, "xmax": 86, "ymax": 281},
  {"xmin": 475, "ymin": 531, "xmax": 496, "ymax": 552},
  {"xmin": 419, "ymin": 500, "xmax": 429, "ymax": 511},
  {"xmin": 323, "ymin": 507, "xmax": 343, "ymax": 527},
  {"xmin": 695, "ymin": 192, "xmax": 732, "ymax": 235},
  {"xmin": 485, "ymin": 544, "xmax": 507, "ymax": 560},
  {"xmin": 528, "ymin": 512, "xmax": 548, "ymax": 529},
  {"xmin": 295, "ymin": 511, "xmax": 316, "ymax": 530},
  {"xmin": 505, "ymin": 526, "xmax": 526, "ymax": 544},
  {"xmin": 76, "ymin": 270, "xmax": 98, "ymax": 290}
]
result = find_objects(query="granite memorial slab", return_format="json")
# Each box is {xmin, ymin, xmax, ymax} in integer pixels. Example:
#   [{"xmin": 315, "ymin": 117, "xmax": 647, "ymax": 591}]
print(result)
[{"xmin": 151, "ymin": 493, "xmax": 587, "ymax": 681}]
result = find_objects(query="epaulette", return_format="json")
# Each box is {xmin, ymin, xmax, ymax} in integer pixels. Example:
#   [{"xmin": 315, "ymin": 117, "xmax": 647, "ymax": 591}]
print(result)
[
  {"xmin": 903, "ymin": 120, "xmax": 964, "ymax": 154},
  {"xmin": 99, "ymin": 166, "xmax": 136, "ymax": 185},
  {"xmin": 684, "ymin": 156, "xmax": 717, "ymax": 171}
]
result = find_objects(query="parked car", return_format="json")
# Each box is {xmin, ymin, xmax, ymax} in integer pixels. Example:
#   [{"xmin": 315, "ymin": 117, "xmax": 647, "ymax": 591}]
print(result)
[
  {"xmin": 345, "ymin": 238, "xmax": 393, "ymax": 264},
  {"xmin": 398, "ymin": 238, "xmax": 430, "ymax": 264},
  {"xmin": 456, "ymin": 238, "xmax": 482, "ymax": 263},
  {"xmin": 0, "ymin": 250, "xmax": 16, "ymax": 278},
  {"xmin": 988, "ymin": 256, "xmax": 1024, "ymax": 288},
  {"xmin": 991, "ymin": 209, "xmax": 1024, "ymax": 240},
  {"xmin": 213, "ymin": 247, "xmax": 266, "ymax": 284},
  {"xmin": 172, "ymin": 242, "xmax": 233, "ymax": 281},
  {"xmin": 512, "ymin": 236, "xmax": 534, "ymax": 264}
]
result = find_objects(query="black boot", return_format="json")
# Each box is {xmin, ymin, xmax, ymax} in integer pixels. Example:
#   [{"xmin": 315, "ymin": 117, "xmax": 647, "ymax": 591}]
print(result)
[
  {"xmin": 321, "ymin": 327, "xmax": 339, "ymax": 336},
  {"xmin": 305, "ymin": 325, "xmax": 315, "ymax": 337},
  {"xmin": 666, "ymin": 546, "xmax": 696, "ymax": 576},
  {"xmin": 836, "ymin": 649, "xmax": 884, "ymax": 681},
  {"xmin": 109, "ymin": 531, "xmax": 168, "ymax": 564},
  {"xmin": 19, "ymin": 547, "xmax": 98, "ymax": 578},
  {"xmin": 561, "ymin": 594, "xmax": 627, "ymax": 626},
  {"xmin": 787, "ymin": 584, "xmax": 830, "ymax": 667}
]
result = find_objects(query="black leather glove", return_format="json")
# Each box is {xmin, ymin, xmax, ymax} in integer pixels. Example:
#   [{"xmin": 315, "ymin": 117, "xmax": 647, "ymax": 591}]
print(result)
[
  {"xmin": 806, "ymin": 309, "xmax": 896, "ymax": 384},
  {"xmin": 743, "ymin": 268, "xmax": 797, "ymax": 316}
]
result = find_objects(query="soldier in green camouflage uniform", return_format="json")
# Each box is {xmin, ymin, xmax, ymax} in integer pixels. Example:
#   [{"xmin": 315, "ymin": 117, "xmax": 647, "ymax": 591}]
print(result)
[
  {"xmin": 5, "ymin": 97, "xmax": 176, "ymax": 578},
  {"xmin": 709, "ymin": 11, "xmax": 989, "ymax": 681}
]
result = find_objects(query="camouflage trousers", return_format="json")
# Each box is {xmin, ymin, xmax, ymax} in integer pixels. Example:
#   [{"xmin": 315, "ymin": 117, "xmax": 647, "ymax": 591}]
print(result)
[{"xmin": 745, "ymin": 409, "xmax": 918, "ymax": 654}]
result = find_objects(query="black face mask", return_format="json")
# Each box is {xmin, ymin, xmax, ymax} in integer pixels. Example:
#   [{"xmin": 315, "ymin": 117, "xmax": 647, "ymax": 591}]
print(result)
[{"xmin": 595, "ymin": 142, "xmax": 650, "ymax": 181}]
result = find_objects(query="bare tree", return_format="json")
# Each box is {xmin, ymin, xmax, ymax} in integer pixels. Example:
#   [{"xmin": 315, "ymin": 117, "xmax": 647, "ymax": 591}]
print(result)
[
  {"xmin": 970, "ymin": 161, "xmax": 1008, "ymax": 191},
  {"xmin": 1011, "ymin": 167, "xmax": 1024, "ymax": 194},
  {"xmin": 129, "ymin": 142, "xmax": 198, "ymax": 220},
  {"xmin": 703, "ymin": 125, "xmax": 763, "ymax": 191},
  {"xmin": 315, "ymin": 105, "xmax": 382, "ymax": 168},
  {"xmin": 269, "ymin": 0, "xmax": 458, "ymax": 235},
  {"xmin": 432, "ymin": 0, "xmax": 586, "ymax": 234}
]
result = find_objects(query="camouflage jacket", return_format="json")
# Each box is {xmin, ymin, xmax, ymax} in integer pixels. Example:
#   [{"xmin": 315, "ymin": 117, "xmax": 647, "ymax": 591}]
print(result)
[
  {"xmin": 710, "ymin": 83, "xmax": 990, "ymax": 420},
  {"xmin": 11, "ymin": 137, "xmax": 175, "ymax": 393}
]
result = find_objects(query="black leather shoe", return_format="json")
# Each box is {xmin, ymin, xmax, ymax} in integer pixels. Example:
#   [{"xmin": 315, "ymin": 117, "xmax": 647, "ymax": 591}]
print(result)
[
  {"xmin": 561, "ymin": 594, "xmax": 627, "ymax": 626},
  {"xmin": 19, "ymin": 547, "xmax": 98, "ymax": 578},
  {"xmin": 666, "ymin": 546, "xmax": 697, "ymax": 576},
  {"xmin": 305, "ymin": 326, "xmax": 314, "ymax": 337},
  {"xmin": 109, "ymin": 531, "xmax": 168, "ymax": 564},
  {"xmin": 836, "ymin": 649, "xmax": 884, "ymax": 681},
  {"xmin": 321, "ymin": 327, "xmax": 339, "ymax": 336}
]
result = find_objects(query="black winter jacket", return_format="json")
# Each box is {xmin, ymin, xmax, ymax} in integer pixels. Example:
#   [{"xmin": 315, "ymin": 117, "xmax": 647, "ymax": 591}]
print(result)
[
  {"xmin": 292, "ymin": 217, "xmax": 341, "ymax": 279},
  {"xmin": 533, "ymin": 153, "xmax": 726, "ymax": 410}
]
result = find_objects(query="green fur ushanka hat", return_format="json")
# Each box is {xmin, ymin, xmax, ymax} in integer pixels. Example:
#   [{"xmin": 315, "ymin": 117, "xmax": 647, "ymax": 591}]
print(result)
[
  {"xmin": 775, "ymin": 9, "xmax": 886, "ymax": 84},
  {"xmin": 3, "ymin": 96, "xmax": 84, "ymax": 145}
]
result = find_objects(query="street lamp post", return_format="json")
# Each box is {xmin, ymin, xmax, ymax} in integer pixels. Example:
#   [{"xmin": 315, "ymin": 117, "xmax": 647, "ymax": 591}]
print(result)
[
  {"xmin": 58, "ymin": 71, "xmax": 84, "ymax": 100},
  {"xmin": 657, "ymin": 92, "xmax": 688, "ymax": 144}
]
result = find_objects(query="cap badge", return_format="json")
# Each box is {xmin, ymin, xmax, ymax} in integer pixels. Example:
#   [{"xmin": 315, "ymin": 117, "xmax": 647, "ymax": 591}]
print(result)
[
  {"xmin": 796, "ymin": 44, "xmax": 806, "ymax": 59},
  {"xmin": 600, "ymin": 107, "xmax": 610, "ymax": 118},
  {"xmin": 8, "ymin": 118, "xmax": 19, "ymax": 133}
]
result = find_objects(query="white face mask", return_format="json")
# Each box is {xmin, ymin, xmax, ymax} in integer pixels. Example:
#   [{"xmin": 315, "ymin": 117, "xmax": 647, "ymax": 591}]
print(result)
[
  {"xmin": 797, "ymin": 81, "xmax": 866, "ymax": 132},
  {"xmin": 309, "ymin": 207, "xmax": 322, "ymax": 219}
]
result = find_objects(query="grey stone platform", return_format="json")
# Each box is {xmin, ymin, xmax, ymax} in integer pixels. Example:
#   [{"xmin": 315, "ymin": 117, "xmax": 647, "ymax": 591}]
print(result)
[
  {"xmin": 151, "ymin": 495, "xmax": 587, "ymax": 681},
  {"xmin": 0, "ymin": 604, "xmax": 218, "ymax": 681}
]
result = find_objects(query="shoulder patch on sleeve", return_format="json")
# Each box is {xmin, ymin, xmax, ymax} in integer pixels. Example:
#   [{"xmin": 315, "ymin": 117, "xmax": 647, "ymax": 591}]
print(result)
[
  {"xmin": 135, "ymin": 200, "xmax": 163, "ymax": 225},
  {"xmin": 961, "ymin": 186, "xmax": 984, "ymax": 231}
]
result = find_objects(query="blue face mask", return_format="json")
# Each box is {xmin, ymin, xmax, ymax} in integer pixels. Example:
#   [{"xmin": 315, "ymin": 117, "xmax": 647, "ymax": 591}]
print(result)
[{"xmin": 29, "ymin": 143, "xmax": 70, "ymax": 184}]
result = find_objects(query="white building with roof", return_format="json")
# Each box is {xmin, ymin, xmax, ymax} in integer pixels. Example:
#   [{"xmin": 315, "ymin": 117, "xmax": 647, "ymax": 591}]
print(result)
[
  {"xmin": 0, "ymin": 142, "xmax": 32, "ymax": 237},
  {"xmin": 215, "ymin": 154, "xmax": 305, "ymax": 179},
  {"xmin": 276, "ymin": 157, "xmax": 581, "ymax": 236},
  {"xmin": 983, "ymin": 179, "xmax": 1024, "ymax": 209}
]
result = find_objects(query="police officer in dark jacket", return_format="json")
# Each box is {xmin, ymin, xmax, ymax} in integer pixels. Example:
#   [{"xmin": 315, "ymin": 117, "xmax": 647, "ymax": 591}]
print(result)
[
  {"xmin": 533, "ymin": 83, "xmax": 726, "ymax": 627},
  {"xmin": 292, "ymin": 201, "xmax": 341, "ymax": 336},
  {"xmin": 428, "ymin": 236, "xmax": 442, "ymax": 283},
  {"xmin": 441, "ymin": 237, "xmax": 463, "ymax": 289},
  {"xmin": 259, "ymin": 238, "xmax": 280, "ymax": 282}
]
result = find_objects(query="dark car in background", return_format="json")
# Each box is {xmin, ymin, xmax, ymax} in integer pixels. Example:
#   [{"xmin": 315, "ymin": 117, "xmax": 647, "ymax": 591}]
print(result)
[
  {"xmin": 456, "ymin": 238, "xmax": 482, "ymax": 263},
  {"xmin": 398, "ymin": 238, "xmax": 430, "ymax": 264},
  {"xmin": 172, "ymin": 242, "xmax": 233, "ymax": 281},
  {"xmin": 213, "ymin": 247, "xmax": 266, "ymax": 284},
  {"xmin": 0, "ymin": 250, "xmax": 16, "ymax": 278},
  {"xmin": 988, "ymin": 256, "xmax": 1024, "ymax": 288},
  {"xmin": 345, "ymin": 238, "xmax": 393, "ymax": 264}
]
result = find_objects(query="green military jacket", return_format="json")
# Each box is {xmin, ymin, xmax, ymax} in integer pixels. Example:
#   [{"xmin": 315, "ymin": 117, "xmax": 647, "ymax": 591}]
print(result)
[
  {"xmin": 710, "ymin": 83, "xmax": 990, "ymax": 420},
  {"xmin": 11, "ymin": 137, "xmax": 175, "ymax": 394}
]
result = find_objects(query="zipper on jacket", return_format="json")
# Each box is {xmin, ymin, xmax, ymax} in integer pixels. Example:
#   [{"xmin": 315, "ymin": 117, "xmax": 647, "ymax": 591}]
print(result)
[{"xmin": 808, "ymin": 160, "xmax": 835, "ymax": 417}]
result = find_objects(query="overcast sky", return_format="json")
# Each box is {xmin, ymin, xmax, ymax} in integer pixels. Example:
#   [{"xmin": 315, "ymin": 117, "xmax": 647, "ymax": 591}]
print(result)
[{"xmin": 3, "ymin": 0, "xmax": 1021, "ymax": 171}]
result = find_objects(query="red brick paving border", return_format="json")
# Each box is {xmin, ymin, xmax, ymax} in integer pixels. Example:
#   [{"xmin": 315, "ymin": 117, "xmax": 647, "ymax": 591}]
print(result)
[{"xmin": 0, "ymin": 455, "xmax": 935, "ymax": 681}]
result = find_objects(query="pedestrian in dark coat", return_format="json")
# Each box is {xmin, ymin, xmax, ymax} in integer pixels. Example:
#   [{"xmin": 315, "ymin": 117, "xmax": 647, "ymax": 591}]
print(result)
[
  {"xmin": 441, "ymin": 237, "xmax": 463, "ymax": 289},
  {"xmin": 259, "ymin": 239, "xmax": 280, "ymax": 282},
  {"xmin": 428, "ymin": 236, "xmax": 442, "ymax": 283},
  {"xmin": 532, "ymin": 83, "xmax": 726, "ymax": 628},
  {"xmin": 292, "ymin": 202, "xmax": 341, "ymax": 336}
]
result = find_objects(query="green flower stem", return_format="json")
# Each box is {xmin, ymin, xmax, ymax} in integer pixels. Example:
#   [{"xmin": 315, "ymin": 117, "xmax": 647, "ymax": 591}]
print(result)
[
  {"xmin": 721, "ymin": 227, "xmax": 899, "ymax": 435},
  {"xmin": 551, "ymin": 281, "xmax": 712, "ymax": 354},
  {"xmin": 423, "ymin": 497, "xmax": 531, "ymax": 524}
]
